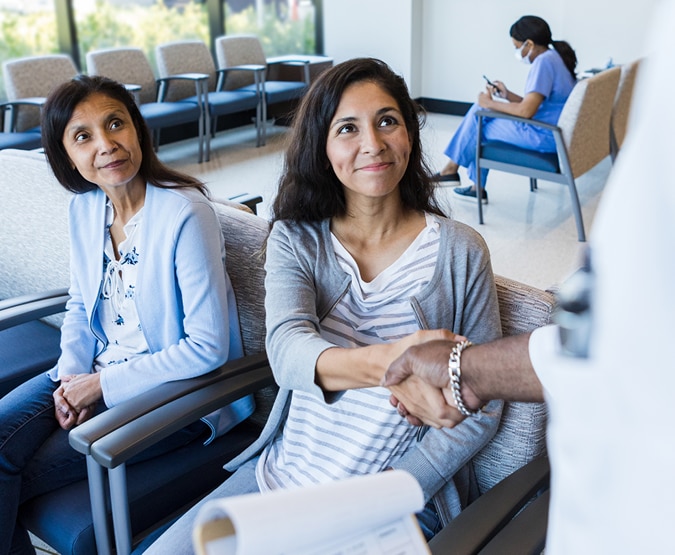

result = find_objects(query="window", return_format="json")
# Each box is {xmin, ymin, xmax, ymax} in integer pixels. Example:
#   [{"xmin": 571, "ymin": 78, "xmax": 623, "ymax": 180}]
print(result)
[
  {"xmin": 0, "ymin": 0, "xmax": 58, "ymax": 100},
  {"xmin": 224, "ymin": 0, "xmax": 316, "ymax": 55},
  {"xmin": 0, "ymin": 0, "xmax": 320, "ymax": 101}
]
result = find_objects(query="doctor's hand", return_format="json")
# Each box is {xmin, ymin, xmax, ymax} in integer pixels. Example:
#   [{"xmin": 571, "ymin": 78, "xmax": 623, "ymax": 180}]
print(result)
[{"xmin": 382, "ymin": 339, "xmax": 485, "ymax": 428}]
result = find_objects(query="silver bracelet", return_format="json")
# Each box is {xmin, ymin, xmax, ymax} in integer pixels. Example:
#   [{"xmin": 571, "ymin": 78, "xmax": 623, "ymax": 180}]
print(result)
[{"xmin": 448, "ymin": 340, "xmax": 479, "ymax": 417}]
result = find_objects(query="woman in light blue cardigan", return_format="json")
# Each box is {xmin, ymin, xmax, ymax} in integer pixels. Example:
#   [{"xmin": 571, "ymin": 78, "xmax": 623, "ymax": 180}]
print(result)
[{"xmin": 0, "ymin": 75, "xmax": 250, "ymax": 555}]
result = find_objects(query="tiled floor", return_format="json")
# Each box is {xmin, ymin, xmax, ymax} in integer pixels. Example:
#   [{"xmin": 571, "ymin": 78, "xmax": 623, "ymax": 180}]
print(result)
[{"xmin": 29, "ymin": 111, "xmax": 611, "ymax": 554}]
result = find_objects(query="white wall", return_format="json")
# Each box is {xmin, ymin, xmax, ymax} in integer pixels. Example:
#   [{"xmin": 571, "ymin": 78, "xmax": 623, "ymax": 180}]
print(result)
[
  {"xmin": 323, "ymin": 0, "xmax": 424, "ymax": 96},
  {"xmin": 324, "ymin": 0, "xmax": 660, "ymax": 103}
]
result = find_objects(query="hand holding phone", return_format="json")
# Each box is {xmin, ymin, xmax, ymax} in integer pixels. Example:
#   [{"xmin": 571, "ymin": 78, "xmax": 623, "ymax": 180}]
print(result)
[{"xmin": 483, "ymin": 75, "xmax": 503, "ymax": 98}]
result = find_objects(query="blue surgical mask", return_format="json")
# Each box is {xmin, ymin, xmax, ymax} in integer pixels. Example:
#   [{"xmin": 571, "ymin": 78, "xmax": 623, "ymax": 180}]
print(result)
[{"xmin": 515, "ymin": 42, "xmax": 532, "ymax": 65}]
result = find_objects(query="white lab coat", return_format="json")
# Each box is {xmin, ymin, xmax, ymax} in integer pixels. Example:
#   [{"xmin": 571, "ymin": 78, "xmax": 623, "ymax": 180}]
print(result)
[{"xmin": 529, "ymin": 2, "xmax": 675, "ymax": 551}]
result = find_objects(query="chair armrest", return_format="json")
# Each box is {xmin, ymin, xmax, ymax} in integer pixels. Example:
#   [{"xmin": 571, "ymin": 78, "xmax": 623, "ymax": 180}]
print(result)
[
  {"xmin": 0, "ymin": 288, "xmax": 69, "ymax": 330},
  {"xmin": 90, "ymin": 363, "xmax": 274, "ymax": 468},
  {"xmin": 215, "ymin": 65, "xmax": 265, "ymax": 91},
  {"xmin": 157, "ymin": 73, "xmax": 209, "ymax": 102},
  {"xmin": 68, "ymin": 352, "xmax": 270, "ymax": 456},
  {"xmin": 428, "ymin": 456, "xmax": 550, "ymax": 555},
  {"xmin": 1, "ymin": 97, "xmax": 47, "ymax": 108},
  {"xmin": 227, "ymin": 193, "xmax": 263, "ymax": 214},
  {"xmin": 476, "ymin": 109, "xmax": 560, "ymax": 133},
  {"xmin": 266, "ymin": 57, "xmax": 311, "ymax": 83},
  {"xmin": 1, "ymin": 98, "xmax": 47, "ymax": 131}
]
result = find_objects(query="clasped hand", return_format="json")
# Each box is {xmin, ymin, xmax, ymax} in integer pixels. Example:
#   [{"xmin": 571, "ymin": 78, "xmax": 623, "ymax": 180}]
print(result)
[
  {"xmin": 52, "ymin": 373, "xmax": 102, "ymax": 430},
  {"xmin": 381, "ymin": 338, "xmax": 482, "ymax": 429}
]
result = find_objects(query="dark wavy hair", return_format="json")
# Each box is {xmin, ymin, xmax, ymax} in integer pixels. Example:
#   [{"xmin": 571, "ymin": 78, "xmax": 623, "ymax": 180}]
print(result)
[
  {"xmin": 510, "ymin": 15, "xmax": 577, "ymax": 80},
  {"xmin": 271, "ymin": 57, "xmax": 443, "ymax": 223},
  {"xmin": 42, "ymin": 74, "xmax": 207, "ymax": 195}
]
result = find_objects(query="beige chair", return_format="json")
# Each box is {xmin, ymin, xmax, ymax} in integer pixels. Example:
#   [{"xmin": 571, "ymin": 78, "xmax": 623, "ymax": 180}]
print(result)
[
  {"xmin": 155, "ymin": 40, "xmax": 261, "ymax": 159},
  {"xmin": 214, "ymin": 34, "xmax": 310, "ymax": 145},
  {"xmin": 86, "ymin": 47, "xmax": 207, "ymax": 162},
  {"xmin": 2, "ymin": 54, "xmax": 78, "ymax": 132},
  {"xmin": 610, "ymin": 58, "xmax": 643, "ymax": 161},
  {"xmin": 475, "ymin": 66, "xmax": 621, "ymax": 242}
]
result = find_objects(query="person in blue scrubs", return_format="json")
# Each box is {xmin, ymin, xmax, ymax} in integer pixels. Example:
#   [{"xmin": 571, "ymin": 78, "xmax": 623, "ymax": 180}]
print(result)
[{"xmin": 435, "ymin": 15, "xmax": 577, "ymax": 203}]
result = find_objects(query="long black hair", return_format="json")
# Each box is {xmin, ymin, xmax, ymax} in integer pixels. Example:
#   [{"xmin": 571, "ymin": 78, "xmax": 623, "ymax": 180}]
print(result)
[
  {"xmin": 510, "ymin": 15, "xmax": 577, "ymax": 80},
  {"xmin": 42, "ymin": 74, "xmax": 207, "ymax": 195},
  {"xmin": 271, "ymin": 57, "xmax": 443, "ymax": 223}
]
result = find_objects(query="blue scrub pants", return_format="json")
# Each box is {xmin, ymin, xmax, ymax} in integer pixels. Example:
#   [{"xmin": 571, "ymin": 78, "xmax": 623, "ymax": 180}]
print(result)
[{"xmin": 444, "ymin": 102, "xmax": 557, "ymax": 189}]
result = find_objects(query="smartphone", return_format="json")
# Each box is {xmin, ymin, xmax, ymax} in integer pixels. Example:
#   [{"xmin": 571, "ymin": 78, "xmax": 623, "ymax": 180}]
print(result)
[
  {"xmin": 482, "ymin": 74, "xmax": 496, "ymax": 88},
  {"xmin": 483, "ymin": 74, "xmax": 503, "ymax": 98}
]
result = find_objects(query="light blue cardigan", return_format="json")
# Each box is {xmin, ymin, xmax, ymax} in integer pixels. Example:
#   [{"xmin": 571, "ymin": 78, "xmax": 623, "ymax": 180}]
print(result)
[
  {"xmin": 227, "ymin": 215, "xmax": 503, "ymax": 524},
  {"xmin": 49, "ymin": 184, "xmax": 244, "ymax": 409}
]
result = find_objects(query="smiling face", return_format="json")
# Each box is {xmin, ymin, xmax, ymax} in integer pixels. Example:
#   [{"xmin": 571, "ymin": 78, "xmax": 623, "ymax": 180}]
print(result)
[
  {"xmin": 326, "ymin": 81, "xmax": 411, "ymax": 206},
  {"xmin": 62, "ymin": 92, "xmax": 144, "ymax": 197}
]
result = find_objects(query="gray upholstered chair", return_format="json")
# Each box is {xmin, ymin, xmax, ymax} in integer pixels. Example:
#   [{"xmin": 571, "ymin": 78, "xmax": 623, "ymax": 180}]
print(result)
[
  {"xmin": 469, "ymin": 275, "xmax": 553, "ymax": 493},
  {"xmin": 155, "ymin": 40, "xmax": 261, "ymax": 159},
  {"xmin": 2, "ymin": 54, "xmax": 78, "ymax": 133},
  {"xmin": 78, "ymin": 274, "xmax": 554, "ymax": 555},
  {"xmin": 0, "ymin": 148, "xmax": 270, "ymax": 554},
  {"xmin": 610, "ymin": 58, "xmax": 643, "ymax": 161},
  {"xmin": 475, "ymin": 66, "xmax": 621, "ymax": 242},
  {"xmin": 86, "ymin": 47, "xmax": 207, "ymax": 162},
  {"xmin": 214, "ymin": 34, "xmax": 310, "ymax": 146},
  {"xmin": 427, "ymin": 276, "xmax": 556, "ymax": 555}
]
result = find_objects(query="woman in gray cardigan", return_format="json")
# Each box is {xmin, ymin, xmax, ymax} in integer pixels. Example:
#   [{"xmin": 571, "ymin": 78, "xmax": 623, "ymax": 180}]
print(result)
[{"xmin": 145, "ymin": 58, "xmax": 503, "ymax": 553}]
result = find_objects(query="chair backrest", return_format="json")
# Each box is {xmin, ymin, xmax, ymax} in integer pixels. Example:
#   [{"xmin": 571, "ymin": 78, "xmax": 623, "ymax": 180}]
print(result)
[
  {"xmin": 0, "ymin": 149, "xmax": 71, "ymax": 326},
  {"xmin": 557, "ymin": 66, "xmax": 621, "ymax": 177},
  {"xmin": 211, "ymin": 199, "xmax": 276, "ymax": 426},
  {"xmin": 155, "ymin": 40, "xmax": 218, "ymax": 102},
  {"xmin": 611, "ymin": 58, "xmax": 643, "ymax": 154},
  {"xmin": 2, "ymin": 54, "xmax": 78, "ymax": 131},
  {"xmin": 471, "ymin": 275, "xmax": 556, "ymax": 494},
  {"xmin": 215, "ymin": 34, "xmax": 267, "ymax": 90},
  {"xmin": 86, "ymin": 47, "xmax": 159, "ymax": 106}
]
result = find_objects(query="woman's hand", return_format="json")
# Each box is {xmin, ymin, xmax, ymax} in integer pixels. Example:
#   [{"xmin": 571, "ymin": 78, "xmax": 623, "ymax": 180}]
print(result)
[
  {"xmin": 388, "ymin": 375, "xmax": 463, "ymax": 429},
  {"xmin": 53, "ymin": 374, "xmax": 100, "ymax": 430},
  {"xmin": 53, "ymin": 384, "xmax": 79, "ymax": 430},
  {"xmin": 492, "ymin": 80, "xmax": 508, "ymax": 98}
]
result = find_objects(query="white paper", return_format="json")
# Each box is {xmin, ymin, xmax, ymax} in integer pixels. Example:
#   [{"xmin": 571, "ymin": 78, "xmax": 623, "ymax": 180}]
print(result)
[{"xmin": 193, "ymin": 470, "xmax": 430, "ymax": 555}]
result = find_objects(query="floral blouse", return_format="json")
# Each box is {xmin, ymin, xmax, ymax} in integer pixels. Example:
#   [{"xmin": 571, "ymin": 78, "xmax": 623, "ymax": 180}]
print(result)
[{"xmin": 94, "ymin": 201, "xmax": 149, "ymax": 371}]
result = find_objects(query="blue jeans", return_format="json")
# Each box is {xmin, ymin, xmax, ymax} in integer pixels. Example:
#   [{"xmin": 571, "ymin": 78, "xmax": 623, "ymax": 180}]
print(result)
[
  {"xmin": 142, "ymin": 456, "xmax": 261, "ymax": 555},
  {"xmin": 0, "ymin": 373, "xmax": 208, "ymax": 555}
]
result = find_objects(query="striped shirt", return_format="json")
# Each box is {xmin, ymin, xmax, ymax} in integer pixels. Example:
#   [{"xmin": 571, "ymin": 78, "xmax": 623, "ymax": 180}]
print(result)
[{"xmin": 256, "ymin": 214, "xmax": 441, "ymax": 491}]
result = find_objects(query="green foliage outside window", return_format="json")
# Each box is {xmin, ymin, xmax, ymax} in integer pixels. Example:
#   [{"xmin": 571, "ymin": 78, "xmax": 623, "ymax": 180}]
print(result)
[{"xmin": 0, "ymin": 0, "xmax": 315, "ymax": 101}]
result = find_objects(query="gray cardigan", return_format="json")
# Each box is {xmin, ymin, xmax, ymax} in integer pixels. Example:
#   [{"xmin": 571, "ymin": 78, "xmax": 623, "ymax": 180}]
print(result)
[{"xmin": 226, "ymin": 214, "xmax": 503, "ymax": 524}]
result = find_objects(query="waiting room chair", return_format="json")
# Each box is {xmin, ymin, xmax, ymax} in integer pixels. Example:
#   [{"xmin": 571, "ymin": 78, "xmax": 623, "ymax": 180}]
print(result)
[
  {"xmin": 83, "ymin": 274, "xmax": 554, "ymax": 555},
  {"xmin": 1, "ymin": 102, "xmax": 41, "ymax": 150},
  {"xmin": 610, "ymin": 58, "xmax": 643, "ymax": 162},
  {"xmin": 155, "ymin": 40, "xmax": 261, "ymax": 160},
  {"xmin": 0, "ymin": 147, "xmax": 271, "ymax": 554},
  {"xmin": 475, "ymin": 66, "xmax": 621, "ymax": 242},
  {"xmin": 214, "ymin": 34, "xmax": 310, "ymax": 146},
  {"xmin": 5, "ymin": 201, "xmax": 274, "ymax": 555},
  {"xmin": 86, "ymin": 47, "xmax": 207, "ymax": 162},
  {"xmin": 429, "ymin": 456, "xmax": 551, "ymax": 555},
  {"xmin": 2, "ymin": 54, "xmax": 78, "ymax": 133}
]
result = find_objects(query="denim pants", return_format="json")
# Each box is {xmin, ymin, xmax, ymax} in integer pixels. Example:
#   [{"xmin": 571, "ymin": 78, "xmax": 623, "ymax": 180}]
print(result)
[
  {"xmin": 142, "ymin": 456, "xmax": 261, "ymax": 555},
  {"xmin": 0, "ymin": 373, "xmax": 207, "ymax": 555}
]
